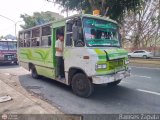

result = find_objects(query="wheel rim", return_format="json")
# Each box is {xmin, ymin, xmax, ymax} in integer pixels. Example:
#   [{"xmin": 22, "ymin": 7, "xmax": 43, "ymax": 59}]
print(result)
[{"xmin": 76, "ymin": 79, "xmax": 87, "ymax": 91}]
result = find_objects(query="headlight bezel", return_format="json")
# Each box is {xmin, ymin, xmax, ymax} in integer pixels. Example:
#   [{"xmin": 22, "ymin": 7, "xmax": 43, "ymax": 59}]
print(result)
[{"xmin": 95, "ymin": 64, "xmax": 107, "ymax": 70}]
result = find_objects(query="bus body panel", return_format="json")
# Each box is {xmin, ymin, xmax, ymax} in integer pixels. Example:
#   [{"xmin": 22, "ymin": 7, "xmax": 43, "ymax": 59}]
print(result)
[
  {"xmin": 64, "ymin": 47, "xmax": 129, "ymax": 83},
  {"xmin": 18, "ymin": 47, "xmax": 55, "ymax": 78}
]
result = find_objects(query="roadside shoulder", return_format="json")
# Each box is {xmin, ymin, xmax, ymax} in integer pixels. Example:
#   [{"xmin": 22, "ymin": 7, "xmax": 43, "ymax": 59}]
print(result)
[
  {"xmin": 129, "ymin": 58, "xmax": 160, "ymax": 68},
  {"xmin": 0, "ymin": 73, "xmax": 62, "ymax": 114}
]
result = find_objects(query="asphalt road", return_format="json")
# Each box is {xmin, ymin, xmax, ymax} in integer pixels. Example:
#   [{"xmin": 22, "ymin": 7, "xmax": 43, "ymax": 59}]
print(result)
[{"xmin": 0, "ymin": 64, "xmax": 160, "ymax": 114}]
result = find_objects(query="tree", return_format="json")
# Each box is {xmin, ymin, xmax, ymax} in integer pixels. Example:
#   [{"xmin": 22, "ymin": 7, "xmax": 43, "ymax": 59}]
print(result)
[
  {"xmin": 121, "ymin": 0, "xmax": 160, "ymax": 51},
  {"xmin": 0, "ymin": 36, "xmax": 4, "ymax": 40},
  {"xmin": 47, "ymin": 0, "xmax": 142, "ymax": 21},
  {"xmin": 20, "ymin": 11, "xmax": 63, "ymax": 29}
]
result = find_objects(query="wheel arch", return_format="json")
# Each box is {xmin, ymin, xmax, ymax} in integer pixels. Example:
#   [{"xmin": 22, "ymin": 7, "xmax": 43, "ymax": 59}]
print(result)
[
  {"xmin": 68, "ymin": 67, "xmax": 89, "ymax": 85},
  {"xmin": 28, "ymin": 62, "xmax": 34, "ymax": 71}
]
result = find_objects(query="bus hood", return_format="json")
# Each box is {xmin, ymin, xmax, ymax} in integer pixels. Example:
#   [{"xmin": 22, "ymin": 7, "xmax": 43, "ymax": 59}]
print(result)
[{"xmin": 93, "ymin": 48, "xmax": 128, "ymax": 60}]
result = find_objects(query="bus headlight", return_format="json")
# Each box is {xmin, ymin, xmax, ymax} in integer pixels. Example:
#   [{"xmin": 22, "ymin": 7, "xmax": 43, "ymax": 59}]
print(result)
[{"xmin": 96, "ymin": 64, "xmax": 107, "ymax": 70}]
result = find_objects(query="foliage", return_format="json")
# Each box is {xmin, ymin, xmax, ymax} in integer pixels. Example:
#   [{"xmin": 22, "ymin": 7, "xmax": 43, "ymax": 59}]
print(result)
[
  {"xmin": 0, "ymin": 36, "xmax": 4, "ymax": 39},
  {"xmin": 20, "ymin": 11, "xmax": 56, "ymax": 29},
  {"xmin": 47, "ymin": 0, "xmax": 142, "ymax": 21},
  {"xmin": 121, "ymin": 0, "xmax": 160, "ymax": 50}
]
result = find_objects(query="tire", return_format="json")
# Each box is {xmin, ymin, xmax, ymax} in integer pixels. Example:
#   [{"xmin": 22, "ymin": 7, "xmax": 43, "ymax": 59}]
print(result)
[
  {"xmin": 128, "ymin": 55, "xmax": 131, "ymax": 58},
  {"xmin": 14, "ymin": 61, "xmax": 18, "ymax": 65},
  {"xmin": 143, "ymin": 55, "xmax": 147, "ymax": 59},
  {"xmin": 71, "ymin": 73, "xmax": 94, "ymax": 97},
  {"xmin": 31, "ymin": 66, "xmax": 39, "ymax": 79},
  {"xmin": 108, "ymin": 80, "xmax": 121, "ymax": 86}
]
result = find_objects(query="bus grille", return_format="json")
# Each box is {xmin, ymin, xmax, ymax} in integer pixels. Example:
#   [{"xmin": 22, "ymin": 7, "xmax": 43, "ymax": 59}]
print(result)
[
  {"xmin": 4, "ymin": 54, "xmax": 14, "ymax": 60},
  {"xmin": 109, "ymin": 59, "xmax": 124, "ymax": 70}
]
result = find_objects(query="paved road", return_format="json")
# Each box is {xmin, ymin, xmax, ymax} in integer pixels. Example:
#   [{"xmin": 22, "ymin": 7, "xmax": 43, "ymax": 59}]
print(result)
[{"xmin": 0, "ymin": 64, "xmax": 160, "ymax": 114}]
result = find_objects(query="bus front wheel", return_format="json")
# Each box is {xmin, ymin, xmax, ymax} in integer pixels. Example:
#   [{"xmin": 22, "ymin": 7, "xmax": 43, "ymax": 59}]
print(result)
[
  {"xmin": 31, "ymin": 67, "xmax": 39, "ymax": 79},
  {"xmin": 71, "ymin": 73, "xmax": 94, "ymax": 97}
]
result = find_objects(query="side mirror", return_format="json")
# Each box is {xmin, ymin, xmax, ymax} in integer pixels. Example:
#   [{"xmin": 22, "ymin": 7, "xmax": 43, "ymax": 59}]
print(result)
[{"xmin": 72, "ymin": 26, "xmax": 79, "ymax": 41}]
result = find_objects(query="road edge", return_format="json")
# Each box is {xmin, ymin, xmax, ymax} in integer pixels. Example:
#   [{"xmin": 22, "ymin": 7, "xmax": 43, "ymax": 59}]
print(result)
[{"xmin": 0, "ymin": 73, "xmax": 62, "ymax": 114}]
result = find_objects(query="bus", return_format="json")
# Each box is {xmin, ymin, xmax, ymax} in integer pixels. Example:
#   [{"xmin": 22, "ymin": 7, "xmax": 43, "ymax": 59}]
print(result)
[
  {"xmin": 0, "ymin": 39, "xmax": 17, "ymax": 64},
  {"xmin": 18, "ymin": 14, "xmax": 131, "ymax": 97}
]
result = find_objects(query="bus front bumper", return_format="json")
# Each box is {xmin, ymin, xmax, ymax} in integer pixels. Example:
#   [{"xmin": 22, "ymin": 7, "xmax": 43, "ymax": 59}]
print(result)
[{"xmin": 92, "ymin": 69, "xmax": 131, "ymax": 84}]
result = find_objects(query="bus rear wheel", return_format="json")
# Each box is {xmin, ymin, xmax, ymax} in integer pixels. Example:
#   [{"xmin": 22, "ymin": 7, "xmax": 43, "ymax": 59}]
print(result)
[
  {"xmin": 71, "ymin": 73, "xmax": 94, "ymax": 97},
  {"xmin": 31, "ymin": 66, "xmax": 39, "ymax": 79}
]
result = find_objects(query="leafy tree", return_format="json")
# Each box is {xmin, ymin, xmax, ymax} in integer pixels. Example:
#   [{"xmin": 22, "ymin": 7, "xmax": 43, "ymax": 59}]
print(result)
[
  {"xmin": 121, "ymin": 0, "xmax": 160, "ymax": 52},
  {"xmin": 47, "ymin": 0, "xmax": 142, "ymax": 21},
  {"xmin": 20, "ymin": 11, "xmax": 63, "ymax": 29},
  {"xmin": 0, "ymin": 36, "xmax": 4, "ymax": 40}
]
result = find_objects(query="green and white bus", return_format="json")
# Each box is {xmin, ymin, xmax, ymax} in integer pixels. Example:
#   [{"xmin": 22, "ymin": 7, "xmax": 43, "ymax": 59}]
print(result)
[{"xmin": 18, "ymin": 14, "xmax": 130, "ymax": 97}]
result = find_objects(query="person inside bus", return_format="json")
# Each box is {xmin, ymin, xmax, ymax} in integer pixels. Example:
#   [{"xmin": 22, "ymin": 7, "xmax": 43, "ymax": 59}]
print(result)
[{"xmin": 55, "ymin": 33, "xmax": 65, "ymax": 80}]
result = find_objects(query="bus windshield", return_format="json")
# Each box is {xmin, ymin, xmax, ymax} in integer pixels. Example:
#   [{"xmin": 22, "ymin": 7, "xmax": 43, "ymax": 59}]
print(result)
[
  {"xmin": 8, "ymin": 42, "xmax": 17, "ymax": 50},
  {"xmin": 0, "ymin": 42, "xmax": 8, "ymax": 50},
  {"xmin": 0, "ymin": 41, "xmax": 17, "ymax": 50},
  {"xmin": 83, "ymin": 18, "xmax": 120, "ymax": 47}
]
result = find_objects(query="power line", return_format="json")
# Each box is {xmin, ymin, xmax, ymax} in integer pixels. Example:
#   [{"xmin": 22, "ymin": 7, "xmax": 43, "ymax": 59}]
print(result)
[{"xmin": 0, "ymin": 14, "xmax": 16, "ymax": 23}]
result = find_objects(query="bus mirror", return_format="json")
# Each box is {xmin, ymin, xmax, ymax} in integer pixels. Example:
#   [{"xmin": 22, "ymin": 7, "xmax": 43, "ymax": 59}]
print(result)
[{"xmin": 72, "ymin": 26, "xmax": 79, "ymax": 41}]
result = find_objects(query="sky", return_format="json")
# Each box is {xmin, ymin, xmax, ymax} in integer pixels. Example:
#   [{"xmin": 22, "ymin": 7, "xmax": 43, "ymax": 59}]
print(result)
[{"xmin": 0, "ymin": 0, "xmax": 77, "ymax": 37}]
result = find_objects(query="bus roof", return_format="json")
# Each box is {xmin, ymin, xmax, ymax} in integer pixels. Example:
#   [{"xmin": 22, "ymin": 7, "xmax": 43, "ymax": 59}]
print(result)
[
  {"xmin": 19, "ymin": 22, "xmax": 52, "ymax": 33},
  {"xmin": 19, "ymin": 14, "xmax": 118, "ymax": 33},
  {"xmin": 0, "ymin": 39, "xmax": 17, "ymax": 42},
  {"xmin": 50, "ymin": 14, "xmax": 118, "ymax": 25}
]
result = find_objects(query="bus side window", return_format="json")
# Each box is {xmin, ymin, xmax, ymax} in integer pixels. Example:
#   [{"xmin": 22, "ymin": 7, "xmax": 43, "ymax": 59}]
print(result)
[
  {"xmin": 31, "ymin": 38, "xmax": 39, "ymax": 47},
  {"xmin": 66, "ymin": 34, "xmax": 72, "ymax": 46},
  {"xmin": 73, "ymin": 20, "xmax": 84, "ymax": 47},
  {"xmin": 32, "ymin": 28, "xmax": 40, "ymax": 47},
  {"xmin": 24, "ymin": 31, "xmax": 31, "ymax": 47},
  {"xmin": 48, "ymin": 36, "xmax": 51, "ymax": 46},
  {"xmin": 66, "ymin": 22, "xmax": 73, "ymax": 46},
  {"xmin": 19, "ymin": 33, "xmax": 24, "ymax": 47},
  {"xmin": 41, "ymin": 25, "xmax": 52, "ymax": 47}
]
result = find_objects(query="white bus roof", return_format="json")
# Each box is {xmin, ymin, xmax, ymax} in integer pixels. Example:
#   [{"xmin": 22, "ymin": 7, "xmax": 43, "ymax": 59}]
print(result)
[{"xmin": 0, "ymin": 39, "xmax": 17, "ymax": 42}]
